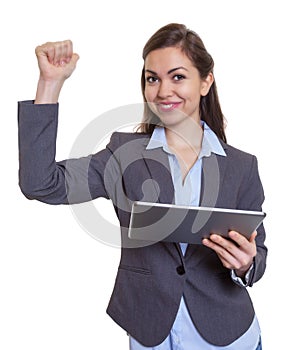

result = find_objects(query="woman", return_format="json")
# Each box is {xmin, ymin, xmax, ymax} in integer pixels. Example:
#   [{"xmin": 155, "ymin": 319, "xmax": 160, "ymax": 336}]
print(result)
[{"xmin": 18, "ymin": 23, "xmax": 266, "ymax": 349}]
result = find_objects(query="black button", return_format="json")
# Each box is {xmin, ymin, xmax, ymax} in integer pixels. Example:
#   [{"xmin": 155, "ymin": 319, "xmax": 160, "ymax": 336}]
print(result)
[{"xmin": 176, "ymin": 265, "xmax": 185, "ymax": 275}]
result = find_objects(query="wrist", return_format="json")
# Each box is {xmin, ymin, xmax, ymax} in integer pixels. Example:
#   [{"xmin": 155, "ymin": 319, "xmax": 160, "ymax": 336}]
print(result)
[
  {"xmin": 234, "ymin": 262, "xmax": 252, "ymax": 279},
  {"xmin": 231, "ymin": 262, "xmax": 255, "ymax": 287},
  {"xmin": 35, "ymin": 78, "xmax": 64, "ymax": 104}
]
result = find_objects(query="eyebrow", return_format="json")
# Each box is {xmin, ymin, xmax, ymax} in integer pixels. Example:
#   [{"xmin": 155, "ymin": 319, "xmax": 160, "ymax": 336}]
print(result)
[{"xmin": 145, "ymin": 66, "xmax": 189, "ymax": 75}]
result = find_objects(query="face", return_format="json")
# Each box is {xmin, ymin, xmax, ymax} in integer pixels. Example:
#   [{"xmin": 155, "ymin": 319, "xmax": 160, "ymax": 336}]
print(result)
[{"xmin": 144, "ymin": 46, "xmax": 213, "ymax": 127}]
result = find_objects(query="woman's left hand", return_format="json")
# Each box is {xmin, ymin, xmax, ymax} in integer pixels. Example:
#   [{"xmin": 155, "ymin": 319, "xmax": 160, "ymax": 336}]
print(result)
[{"xmin": 202, "ymin": 230, "xmax": 257, "ymax": 278}]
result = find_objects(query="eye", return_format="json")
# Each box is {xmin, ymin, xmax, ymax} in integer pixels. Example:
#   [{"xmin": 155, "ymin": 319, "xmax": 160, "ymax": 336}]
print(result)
[
  {"xmin": 146, "ymin": 76, "xmax": 159, "ymax": 84},
  {"xmin": 173, "ymin": 74, "xmax": 185, "ymax": 81}
]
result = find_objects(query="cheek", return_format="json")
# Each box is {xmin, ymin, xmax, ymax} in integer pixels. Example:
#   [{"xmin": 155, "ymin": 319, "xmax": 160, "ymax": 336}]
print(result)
[
  {"xmin": 144, "ymin": 86, "xmax": 156, "ymax": 102},
  {"xmin": 173, "ymin": 83, "xmax": 191, "ymax": 99},
  {"xmin": 181, "ymin": 86, "xmax": 201, "ymax": 103}
]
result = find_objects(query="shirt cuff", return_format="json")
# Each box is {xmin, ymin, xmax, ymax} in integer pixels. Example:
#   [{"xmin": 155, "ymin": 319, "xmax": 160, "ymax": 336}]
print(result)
[{"xmin": 231, "ymin": 263, "xmax": 254, "ymax": 287}]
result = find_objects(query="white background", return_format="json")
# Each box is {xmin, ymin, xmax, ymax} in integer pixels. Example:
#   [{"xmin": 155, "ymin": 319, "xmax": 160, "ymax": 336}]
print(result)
[{"xmin": 1, "ymin": 0, "xmax": 284, "ymax": 348}]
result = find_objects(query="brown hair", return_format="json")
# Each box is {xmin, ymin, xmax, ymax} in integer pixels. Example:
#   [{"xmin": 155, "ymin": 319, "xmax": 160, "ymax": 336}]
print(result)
[{"xmin": 137, "ymin": 23, "xmax": 227, "ymax": 143}]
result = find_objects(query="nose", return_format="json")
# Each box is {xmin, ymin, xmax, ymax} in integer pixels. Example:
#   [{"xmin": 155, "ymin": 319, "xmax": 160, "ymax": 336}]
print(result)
[{"xmin": 157, "ymin": 80, "xmax": 173, "ymax": 99}]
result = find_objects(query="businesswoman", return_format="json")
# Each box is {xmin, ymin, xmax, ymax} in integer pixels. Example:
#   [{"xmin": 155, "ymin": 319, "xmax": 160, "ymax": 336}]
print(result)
[{"xmin": 18, "ymin": 23, "xmax": 266, "ymax": 349}]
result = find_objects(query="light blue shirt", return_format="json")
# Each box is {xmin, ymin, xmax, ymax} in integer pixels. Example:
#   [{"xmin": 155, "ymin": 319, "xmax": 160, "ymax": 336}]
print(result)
[{"xmin": 130, "ymin": 123, "xmax": 260, "ymax": 350}]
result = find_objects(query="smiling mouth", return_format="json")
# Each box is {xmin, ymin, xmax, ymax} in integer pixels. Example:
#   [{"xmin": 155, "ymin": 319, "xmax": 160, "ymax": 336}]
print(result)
[
  {"xmin": 158, "ymin": 103, "xmax": 180, "ymax": 111},
  {"xmin": 161, "ymin": 104, "xmax": 173, "ymax": 109}
]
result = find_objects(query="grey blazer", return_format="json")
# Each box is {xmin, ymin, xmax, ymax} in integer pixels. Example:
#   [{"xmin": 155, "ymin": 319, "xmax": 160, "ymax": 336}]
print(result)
[{"xmin": 18, "ymin": 101, "xmax": 267, "ymax": 347}]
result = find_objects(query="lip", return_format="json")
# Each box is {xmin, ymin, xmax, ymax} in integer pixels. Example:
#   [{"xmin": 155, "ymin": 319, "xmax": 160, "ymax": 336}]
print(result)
[{"xmin": 157, "ymin": 102, "xmax": 181, "ymax": 112}]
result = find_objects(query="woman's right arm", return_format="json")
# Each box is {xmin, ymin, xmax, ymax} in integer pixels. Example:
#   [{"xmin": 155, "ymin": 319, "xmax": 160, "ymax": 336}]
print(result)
[{"xmin": 18, "ymin": 41, "xmax": 115, "ymax": 205}]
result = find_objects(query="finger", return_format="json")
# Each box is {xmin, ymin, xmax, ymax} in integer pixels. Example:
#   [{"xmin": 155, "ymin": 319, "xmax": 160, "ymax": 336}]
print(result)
[
  {"xmin": 57, "ymin": 40, "xmax": 72, "ymax": 66},
  {"xmin": 209, "ymin": 235, "xmax": 243, "ymax": 261},
  {"xmin": 216, "ymin": 253, "xmax": 238, "ymax": 270},
  {"xmin": 53, "ymin": 42, "xmax": 63, "ymax": 66},
  {"xmin": 35, "ymin": 43, "xmax": 54, "ymax": 64},
  {"xmin": 202, "ymin": 237, "xmax": 240, "ymax": 269},
  {"xmin": 46, "ymin": 45, "xmax": 56, "ymax": 65},
  {"xmin": 65, "ymin": 40, "xmax": 73, "ymax": 63},
  {"xmin": 228, "ymin": 231, "xmax": 257, "ymax": 259},
  {"xmin": 207, "ymin": 234, "xmax": 239, "ymax": 251},
  {"xmin": 57, "ymin": 40, "xmax": 75, "ymax": 66},
  {"xmin": 202, "ymin": 235, "xmax": 234, "ymax": 253},
  {"xmin": 202, "ymin": 237, "xmax": 219, "ymax": 251},
  {"xmin": 228, "ymin": 230, "xmax": 250, "ymax": 248}
]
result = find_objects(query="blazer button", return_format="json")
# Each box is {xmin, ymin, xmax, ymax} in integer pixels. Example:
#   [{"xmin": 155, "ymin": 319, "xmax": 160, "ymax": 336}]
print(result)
[{"xmin": 176, "ymin": 265, "xmax": 185, "ymax": 275}]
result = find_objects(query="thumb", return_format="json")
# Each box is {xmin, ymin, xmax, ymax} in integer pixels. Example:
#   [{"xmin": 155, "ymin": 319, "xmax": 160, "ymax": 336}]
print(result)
[
  {"xmin": 249, "ymin": 231, "xmax": 257, "ymax": 243},
  {"xmin": 70, "ymin": 53, "xmax": 80, "ymax": 65}
]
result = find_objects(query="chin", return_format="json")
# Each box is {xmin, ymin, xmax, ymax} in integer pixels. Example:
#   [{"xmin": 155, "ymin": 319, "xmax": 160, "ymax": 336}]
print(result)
[{"xmin": 158, "ymin": 113, "xmax": 189, "ymax": 127}]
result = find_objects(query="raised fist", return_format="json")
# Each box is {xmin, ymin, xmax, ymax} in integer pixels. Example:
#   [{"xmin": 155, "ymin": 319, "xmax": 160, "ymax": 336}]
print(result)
[{"xmin": 35, "ymin": 40, "xmax": 79, "ymax": 83}]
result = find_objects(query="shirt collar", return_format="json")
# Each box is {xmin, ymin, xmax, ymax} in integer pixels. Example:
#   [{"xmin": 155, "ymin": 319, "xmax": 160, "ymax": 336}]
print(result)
[{"xmin": 146, "ymin": 122, "xmax": 226, "ymax": 158}]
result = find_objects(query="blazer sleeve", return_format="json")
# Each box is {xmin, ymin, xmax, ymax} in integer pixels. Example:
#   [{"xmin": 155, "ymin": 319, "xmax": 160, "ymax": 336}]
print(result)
[
  {"xmin": 236, "ymin": 154, "xmax": 267, "ymax": 286},
  {"xmin": 18, "ymin": 101, "xmax": 119, "ymax": 205}
]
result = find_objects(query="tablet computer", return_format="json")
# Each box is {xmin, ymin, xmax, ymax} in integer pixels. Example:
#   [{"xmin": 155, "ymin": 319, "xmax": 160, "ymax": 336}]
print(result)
[{"xmin": 128, "ymin": 201, "xmax": 266, "ymax": 244}]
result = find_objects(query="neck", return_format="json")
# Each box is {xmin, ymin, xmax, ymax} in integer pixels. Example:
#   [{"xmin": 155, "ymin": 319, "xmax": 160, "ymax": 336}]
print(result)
[{"xmin": 164, "ymin": 117, "xmax": 203, "ymax": 153}]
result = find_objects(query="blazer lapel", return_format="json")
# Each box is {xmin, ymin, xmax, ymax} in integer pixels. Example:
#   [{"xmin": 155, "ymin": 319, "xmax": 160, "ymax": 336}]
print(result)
[
  {"xmin": 141, "ymin": 146, "xmax": 175, "ymax": 204},
  {"xmin": 199, "ymin": 152, "xmax": 228, "ymax": 207}
]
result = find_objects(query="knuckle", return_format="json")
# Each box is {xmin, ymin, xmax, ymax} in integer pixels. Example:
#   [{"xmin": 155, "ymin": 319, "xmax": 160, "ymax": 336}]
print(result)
[
  {"xmin": 240, "ymin": 258, "xmax": 248, "ymax": 268},
  {"xmin": 219, "ymin": 248, "xmax": 227, "ymax": 258},
  {"xmin": 222, "ymin": 261, "xmax": 231, "ymax": 269},
  {"xmin": 235, "ymin": 262, "xmax": 242, "ymax": 270}
]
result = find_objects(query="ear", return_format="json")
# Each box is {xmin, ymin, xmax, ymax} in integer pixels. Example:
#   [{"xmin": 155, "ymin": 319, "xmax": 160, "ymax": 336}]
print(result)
[{"xmin": 200, "ymin": 73, "xmax": 214, "ymax": 96}]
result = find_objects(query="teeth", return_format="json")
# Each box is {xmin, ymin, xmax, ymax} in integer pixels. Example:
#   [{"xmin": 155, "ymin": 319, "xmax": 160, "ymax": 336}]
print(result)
[{"xmin": 161, "ymin": 104, "xmax": 173, "ymax": 109}]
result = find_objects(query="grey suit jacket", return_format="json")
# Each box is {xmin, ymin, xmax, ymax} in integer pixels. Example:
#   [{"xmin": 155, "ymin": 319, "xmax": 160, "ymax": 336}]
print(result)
[{"xmin": 18, "ymin": 101, "xmax": 267, "ymax": 347}]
